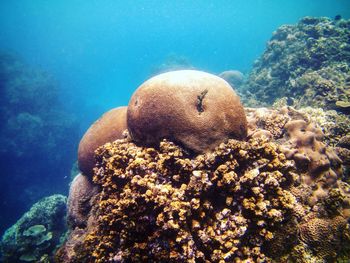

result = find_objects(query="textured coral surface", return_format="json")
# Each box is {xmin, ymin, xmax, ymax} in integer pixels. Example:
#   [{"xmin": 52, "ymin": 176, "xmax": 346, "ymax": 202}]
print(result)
[
  {"xmin": 243, "ymin": 17, "xmax": 350, "ymax": 114},
  {"xmin": 57, "ymin": 107, "xmax": 350, "ymax": 263},
  {"xmin": 62, "ymin": 138, "xmax": 296, "ymax": 262},
  {"xmin": 1, "ymin": 195, "xmax": 67, "ymax": 263},
  {"xmin": 127, "ymin": 70, "xmax": 247, "ymax": 153},
  {"xmin": 67, "ymin": 174, "xmax": 99, "ymax": 229}
]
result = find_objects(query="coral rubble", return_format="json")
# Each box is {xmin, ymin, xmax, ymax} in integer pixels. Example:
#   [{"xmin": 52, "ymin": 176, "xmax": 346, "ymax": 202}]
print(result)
[{"xmin": 57, "ymin": 106, "xmax": 350, "ymax": 262}]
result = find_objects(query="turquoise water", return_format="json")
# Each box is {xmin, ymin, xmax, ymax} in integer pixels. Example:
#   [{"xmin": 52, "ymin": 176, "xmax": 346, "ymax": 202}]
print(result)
[
  {"xmin": 1, "ymin": 1, "xmax": 349, "ymax": 115},
  {"xmin": 0, "ymin": 0, "xmax": 349, "ymax": 245}
]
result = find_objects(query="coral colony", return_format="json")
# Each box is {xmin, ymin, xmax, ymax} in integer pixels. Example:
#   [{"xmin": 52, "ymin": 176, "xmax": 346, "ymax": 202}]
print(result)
[
  {"xmin": 243, "ymin": 16, "xmax": 350, "ymax": 114},
  {"xmin": 1, "ymin": 195, "xmax": 67, "ymax": 262},
  {"xmin": 55, "ymin": 69, "xmax": 350, "ymax": 262},
  {"xmin": 2, "ymin": 16, "xmax": 350, "ymax": 262}
]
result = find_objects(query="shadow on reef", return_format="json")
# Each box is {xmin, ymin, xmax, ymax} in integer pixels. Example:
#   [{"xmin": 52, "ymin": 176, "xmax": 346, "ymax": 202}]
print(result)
[{"xmin": 0, "ymin": 51, "xmax": 79, "ymax": 235}]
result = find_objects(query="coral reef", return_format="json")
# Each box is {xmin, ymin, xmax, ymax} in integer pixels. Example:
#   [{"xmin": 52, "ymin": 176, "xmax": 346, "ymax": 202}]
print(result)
[
  {"xmin": 296, "ymin": 107, "xmax": 350, "ymax": 147},
  {"xmin": 57, "ymin": 106, "xmax": 350, "ymax": 262},
  {"xmin": 291, "ymin": 65, "xmax": 350, "ymax": 113},
  {"xmin": 0, "ymin": 51, "xmax": 79, "ymax": 234},
  {"xmin": 1, "ymin": 195, "xmax": 67, "ymax": 262},
  {"xmin": 58, "ymin": 138, "xmax": 296, "ymax": 262},
  {"xmin": 78, "ymin": 107, "xmax": 128, "ymax": 177},
  {"xmin": 0, "ymin": 52, "xmax": 79, "ymax": 160},
  {"xmin": 242, "ymin": 15, "xmax": 350, "ymax": 178},
  {"xmin": 218, "ymin": 70, "xmax": 245, "ymax": 90},
  {"xmin": 243, "ymin": 16, "xmax": 350, "ymax": 113},
  {"xmin": 247, "ymin": 107, "xmax": 349, "ymax": 212},
  {"xmin": 127, "ymin": 70, "xmax": 247, "ymax": 153}
]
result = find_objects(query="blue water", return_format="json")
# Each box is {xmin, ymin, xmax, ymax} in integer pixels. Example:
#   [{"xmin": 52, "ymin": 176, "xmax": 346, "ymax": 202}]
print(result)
[{"xmin": 0, "ymin": 0, "xmax": 349, "ymax": 235}]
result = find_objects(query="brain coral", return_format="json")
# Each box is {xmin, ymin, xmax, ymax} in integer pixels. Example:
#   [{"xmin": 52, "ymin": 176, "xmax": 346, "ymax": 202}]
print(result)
[
  {"xmin": 127, "ymin": 70, "xmax": 247, "ymax": 153},
  {"xmin": 298, "ymin": 215, "xmax": 348, "ymax": 260},
  {"xmin": 78, "ymin": 106, "xmax": 127, "ymax": 177},
  {"xmin": 67, "ymin": 173, "xmax": 99, "ymax": 228},
  {"xmin": 218, "ymin": 70, "xmax": 245, "ymax": 89}
]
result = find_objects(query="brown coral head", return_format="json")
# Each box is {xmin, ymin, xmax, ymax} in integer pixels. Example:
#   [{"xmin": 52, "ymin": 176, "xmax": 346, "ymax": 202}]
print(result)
[
  {"xmin": 127, "ymin": 70, "xmax": 247, "ymax": 153},
  {"xmin": 78, "ymin": 106, "xmax": 128, "ymax": 177},
  {"xmin": 67, "ymin": 173, "xmax": 99, "ymax": 229}
]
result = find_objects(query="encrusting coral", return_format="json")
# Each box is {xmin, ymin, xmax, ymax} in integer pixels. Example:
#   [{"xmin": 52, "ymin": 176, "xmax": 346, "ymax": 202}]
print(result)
[
  {"xmin": 247, "ymin": 107, "xmax": 349, "ymax": 212},
  {"xmin": 296, "ymin": 107, "xmax": 350, "ymax": 147},
  {"xmin": 56, "ymin": 105, "xmax": 350, "ymax": 262}
]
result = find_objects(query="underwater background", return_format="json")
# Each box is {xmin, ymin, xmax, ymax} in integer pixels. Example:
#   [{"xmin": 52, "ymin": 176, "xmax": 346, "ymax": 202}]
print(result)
[{"xmin": 0, "ymin": 0, "xmax": 350, "ymax": 262}]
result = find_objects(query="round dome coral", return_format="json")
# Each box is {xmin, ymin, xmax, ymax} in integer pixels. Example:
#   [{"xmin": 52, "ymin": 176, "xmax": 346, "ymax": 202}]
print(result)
[
  {"xmin": 127, "ymin": 70, "xmax": 247, "ymax": 153},
  {"xmin": 78, "ymin": 106, "xmax": 127, "ymax": 177}
]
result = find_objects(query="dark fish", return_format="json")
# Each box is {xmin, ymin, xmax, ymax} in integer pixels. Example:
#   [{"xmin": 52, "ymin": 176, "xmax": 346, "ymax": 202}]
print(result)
[{"xmin": 334, "ymin": 15, "xmax": 342, "ymax": 21}]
